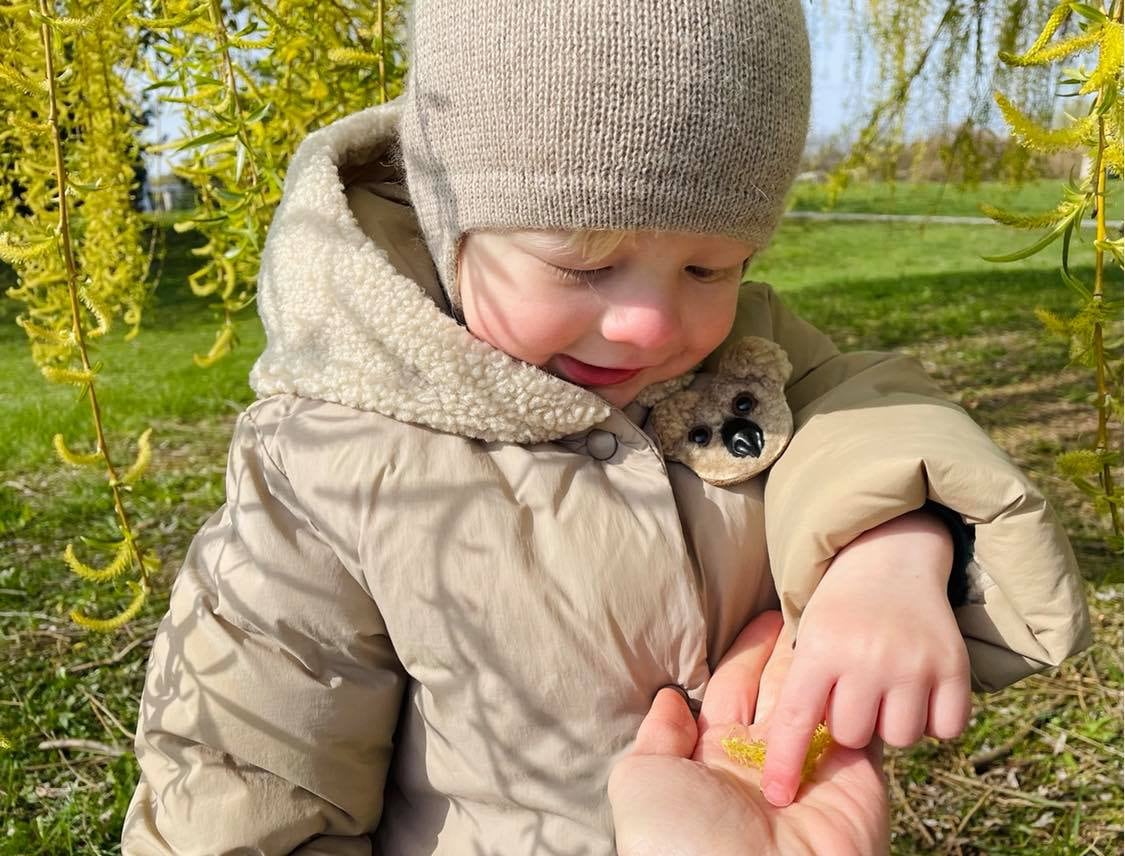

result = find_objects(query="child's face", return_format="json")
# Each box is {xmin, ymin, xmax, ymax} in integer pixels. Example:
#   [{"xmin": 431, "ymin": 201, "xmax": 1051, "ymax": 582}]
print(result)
[{"xmin": 458, "ymin": 230, "xmax": 752, "ymax": 409}]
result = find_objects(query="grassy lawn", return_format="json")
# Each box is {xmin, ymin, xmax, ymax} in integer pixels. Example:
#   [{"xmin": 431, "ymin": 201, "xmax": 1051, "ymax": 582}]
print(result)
[
  {"xmin": 1, "ymin": 202, "xmax": 1122, "ymax": 853},
  {"xmin": 789, "ymin": 177, "xmax": 1124, "ymax": 222}
]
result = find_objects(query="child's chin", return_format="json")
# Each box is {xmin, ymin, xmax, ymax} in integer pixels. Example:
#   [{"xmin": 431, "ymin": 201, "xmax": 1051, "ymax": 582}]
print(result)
[{"xmin": 592, "ymin": 381, "xmax": 641, "ymax": 410}]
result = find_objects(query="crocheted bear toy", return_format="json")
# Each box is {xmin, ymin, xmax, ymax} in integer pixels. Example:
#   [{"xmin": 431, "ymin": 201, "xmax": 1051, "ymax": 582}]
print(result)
[{"xmin": 644, "ymin": 336, "xmax": 794, "ymax": 487}]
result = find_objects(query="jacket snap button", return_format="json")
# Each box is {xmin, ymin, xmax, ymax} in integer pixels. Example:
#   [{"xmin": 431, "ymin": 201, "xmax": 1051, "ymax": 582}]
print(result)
[{"xmin": 586, "ymin": 429, "xmax": 618, "ymax": 461}]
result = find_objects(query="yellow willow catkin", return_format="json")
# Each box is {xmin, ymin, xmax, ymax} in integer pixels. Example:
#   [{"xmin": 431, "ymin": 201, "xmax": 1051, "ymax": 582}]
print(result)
[
  {"xmin": 121, "ymin": 428, "xmax": 153, "ymax": 485},
  {"xmin": 999, "ymin": 23, "xmax": 1103, "ymax": 67},
  {"xmin": 53, "ymin": 433, "xmax": 103, "ymax": 466},
  {"xmin": 41, "ymin": 365, "xmax": 95, "ymax": 386},
  {"xmin": 1024, "ymin": 2, "xmax": 1074, "ymax": 57},
  {"xmin": 70, "ymin": 581, "xmax": 147, "ymax": 632},
  {"xmin": 980, "ymin": 199, "xmax": 1081, "ymax": 230},
  {"xmin": 721, "ymin": 724, "xmax": 833, "ymax": 782},
  {"xmin": 1081, "ymin": 22, "xmax": 1124, "ymax": 95},
  {"xmin": 192, "ymin": 323, "xmax": 234, "ymax": 367},
  {"xmin": 0, "ymin": 234, "xmax": 55, "ymax": 263},
  {"xmin": 327, "ymin": 47, "xmax": 379, "ymax": 66},
  {"xmin": 994, "ymin": 91, "xmax": 1100, "ymax": 152},
  {"xmin": 63, "ymin": 540, "xmax": 132, "ymax": 582}
]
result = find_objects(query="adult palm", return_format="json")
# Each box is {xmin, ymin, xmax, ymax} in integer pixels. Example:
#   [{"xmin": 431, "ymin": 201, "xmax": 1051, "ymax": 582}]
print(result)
[{"xmin": 608, "ymin": 612, "xmax": 889, "ymax": 856}]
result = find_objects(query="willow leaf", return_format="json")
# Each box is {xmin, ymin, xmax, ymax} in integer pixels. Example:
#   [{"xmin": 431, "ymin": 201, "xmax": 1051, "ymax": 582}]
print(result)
[
  {"xmin": 175, "ymin": 128, "xmax": 239, "ymax": 152},
  {"xmin": 982, "ymin": 214, "xmax": 1074, "ymax": 263}
]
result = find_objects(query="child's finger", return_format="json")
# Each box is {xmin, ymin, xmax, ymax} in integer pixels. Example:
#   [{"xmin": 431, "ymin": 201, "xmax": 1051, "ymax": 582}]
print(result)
[
  {"xmin": 630, "ymin": 686, "xmax": 699, "ymax": 759},
  {"xmin": 823, "ymin": 678, "xmax": 880, "ymax": 749},
  {"xmin": 697, "ymin": 610, "xmax": 783, "ymax": 733},
  {"xmin": 925, "ymin": 674, "xmax": 971, "ymax": 739},
  {"xmin": 875, "ymin": 685, "xmax": 929, "ymax": 747},
  {"xmin": 759, "ymin": 658, "xmax": 835, "ymax": 807}
]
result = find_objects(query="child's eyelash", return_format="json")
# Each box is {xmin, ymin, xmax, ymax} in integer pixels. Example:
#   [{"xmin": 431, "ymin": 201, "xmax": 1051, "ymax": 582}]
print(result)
[
  {"xmin": 549, "ymin": 263, "xmax": 610, "ymax": 283},
  {"xmin": 546, "ymin": 261, "xmax": 733, "ymax": 283},
  {"xmin": 686, "ymin": 266, "xmax": 720, "ymax": 280}
]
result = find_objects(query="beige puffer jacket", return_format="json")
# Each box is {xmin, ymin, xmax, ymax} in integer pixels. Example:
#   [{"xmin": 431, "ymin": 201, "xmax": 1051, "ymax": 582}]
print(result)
[{"xmin": 122, "ymin": 100, "xmax": 1091, "ymax": 855}]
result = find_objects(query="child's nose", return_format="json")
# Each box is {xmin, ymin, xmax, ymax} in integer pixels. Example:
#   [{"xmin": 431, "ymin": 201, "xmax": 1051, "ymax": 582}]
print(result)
[{"xmin": 599, "ymin": 291, "xmax": 683, "ymax": 352}]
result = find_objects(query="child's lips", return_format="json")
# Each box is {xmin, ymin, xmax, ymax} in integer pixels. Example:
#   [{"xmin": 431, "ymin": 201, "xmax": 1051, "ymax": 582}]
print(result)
[{"xmin": 555, "ymin": 355, "xmax": 643, "ymax": 387}]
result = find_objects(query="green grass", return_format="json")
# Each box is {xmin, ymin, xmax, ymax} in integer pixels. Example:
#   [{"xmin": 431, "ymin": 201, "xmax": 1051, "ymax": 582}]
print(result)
[
  {"xmin": 1, "ymin": 196, "xmax": 1122, "ymax": 854},
  {"xmin": 788, "ymin": 177, "xmax": 1124, "ymax": 222},
  {"xmin": 0, "ymin": 230, "xmax": 263, "ymax": 470}
]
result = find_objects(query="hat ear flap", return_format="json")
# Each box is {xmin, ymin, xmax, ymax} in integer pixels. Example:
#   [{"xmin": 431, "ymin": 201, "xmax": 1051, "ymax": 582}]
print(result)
[{"xmin": 718, "ymin": 336, "xmax": 792, "ymax": 389}]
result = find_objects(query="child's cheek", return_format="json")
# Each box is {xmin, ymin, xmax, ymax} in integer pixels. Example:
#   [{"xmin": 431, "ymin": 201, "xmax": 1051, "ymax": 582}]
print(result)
[
  {"xmin": 686, "ymin": 284, "xmax": 742, "ymax": 358},
  {"xmin": 464, "ymin": 279, "xmax": 597, "ymax": 366}
]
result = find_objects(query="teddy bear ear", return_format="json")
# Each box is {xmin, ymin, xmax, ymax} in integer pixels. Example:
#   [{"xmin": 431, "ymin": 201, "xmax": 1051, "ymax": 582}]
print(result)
[
  {"xmin": 718, "ymin": 336, "xmax": 793, "ymax": 388},
  {"xmin": 635, "ymin": 368, "xmax": 699, "ymax": 407},
  {"xmin": 648, "ymin": 388, "xmax": 703, "ymax": 452}
]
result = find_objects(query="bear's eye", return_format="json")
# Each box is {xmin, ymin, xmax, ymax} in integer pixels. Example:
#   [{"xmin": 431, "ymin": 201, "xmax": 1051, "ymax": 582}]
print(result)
[
  {"xmin": 732, "ymin": 393, "xmax": 756, "ymax": 415},
  {"xmin": 688, "ymin": 426, "xmax": 712, "ymax": 446}
]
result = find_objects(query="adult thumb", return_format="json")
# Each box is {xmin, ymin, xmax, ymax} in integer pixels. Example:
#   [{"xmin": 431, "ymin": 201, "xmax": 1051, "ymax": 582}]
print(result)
[{"xmin": 630, "ymin": 686, "xmax": 698, "ymax": 759}]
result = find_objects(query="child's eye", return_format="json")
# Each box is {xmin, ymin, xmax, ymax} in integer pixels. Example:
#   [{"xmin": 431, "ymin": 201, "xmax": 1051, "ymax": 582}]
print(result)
[
  {"xmin": 549, "ymin": 262, "xmax": 611, "ymax": 283},
  {"xmin": 685, "ymin": 265, "xmax": 725, "ymax": 281}
]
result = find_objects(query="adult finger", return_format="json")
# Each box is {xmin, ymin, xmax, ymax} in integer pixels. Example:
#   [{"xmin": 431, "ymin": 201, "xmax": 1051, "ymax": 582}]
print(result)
[
  {"xmin": 631, "ymin": 686, "xmax": 698, "ymax": 759},
  {"xmin": 697, "ymin": 611, "xmax": 783, "ymax": 733},
  {"xmin": 925, "ymin": 673, "xmax": 971, "ymax": 739},
  {"xmin": 753, "ymin": 620, "xmax": 797, "ymax": 724},
  {"xmin": 759, "ymin": 655, "xmax": 835, "ymax": 807}
]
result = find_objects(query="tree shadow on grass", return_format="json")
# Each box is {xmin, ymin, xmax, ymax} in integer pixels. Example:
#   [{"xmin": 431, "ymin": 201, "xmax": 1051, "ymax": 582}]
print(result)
[
  {"xmin": 782, "ymin": 264, "xmax": 1115, "ymax": 353},
  {"xmin": 783, "ymin": 263, "xmax": 1123, "ymax": 585}
]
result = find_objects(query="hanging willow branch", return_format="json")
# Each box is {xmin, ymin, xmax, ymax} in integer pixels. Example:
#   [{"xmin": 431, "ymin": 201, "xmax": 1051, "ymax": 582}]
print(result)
[
  {"xmin": 984, "ymin": 0, "xmax": 1124, "ymax": 544},
  {"xmin": 144, "ymin": 0, "xmax": 407, "ymax": 367},
  {"xmin": 819, "ymin": 0, "xmax": 1062, "ymax": 190},
  {"xmin": 23, "ymin": 0, "xmax": 158, "ymax": 628}
]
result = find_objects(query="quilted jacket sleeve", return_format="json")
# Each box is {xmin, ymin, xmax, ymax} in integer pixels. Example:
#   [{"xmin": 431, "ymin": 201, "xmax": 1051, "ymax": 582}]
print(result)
[
  {"xmin": 121, "ymin": 408, "xmax": 407, "ymax": 855},
  {"xmin": 716, "ymin": 281, "xmax": 1092, "ymax": 693}
]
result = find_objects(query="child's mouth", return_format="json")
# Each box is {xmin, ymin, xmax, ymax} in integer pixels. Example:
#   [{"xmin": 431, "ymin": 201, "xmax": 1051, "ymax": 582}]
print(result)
[{"xmin": 555, "ymin": 355, "xmax": 643, "ymax": 387}]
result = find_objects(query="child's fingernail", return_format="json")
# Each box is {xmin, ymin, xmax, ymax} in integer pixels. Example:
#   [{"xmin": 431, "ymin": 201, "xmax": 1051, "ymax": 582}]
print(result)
[{"xmin": 762, "ymin": 781, "xmax": 791, "ymax": 807}]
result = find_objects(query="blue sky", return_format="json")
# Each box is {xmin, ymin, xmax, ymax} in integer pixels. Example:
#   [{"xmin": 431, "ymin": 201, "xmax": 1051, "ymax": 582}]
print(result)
[{"xmin": 144, "ymin": 3, "xmax": 1010, "ymax": 177}]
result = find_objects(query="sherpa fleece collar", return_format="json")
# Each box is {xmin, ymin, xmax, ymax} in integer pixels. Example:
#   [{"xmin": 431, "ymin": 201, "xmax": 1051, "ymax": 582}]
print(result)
[{"xmin": 250, "ymin": 100, "xmax": 617, "ymax": 444}]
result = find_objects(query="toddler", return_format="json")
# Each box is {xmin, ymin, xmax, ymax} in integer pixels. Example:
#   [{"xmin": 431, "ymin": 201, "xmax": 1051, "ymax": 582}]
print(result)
[{"xmin": 122, "ymin": 0, "xmax": 1091, "ymax": 852}]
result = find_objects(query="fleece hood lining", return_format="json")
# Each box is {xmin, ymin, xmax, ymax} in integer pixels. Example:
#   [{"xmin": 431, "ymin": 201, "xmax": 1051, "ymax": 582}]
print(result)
[{"xmin": 250, "ymin": 100, "xmax": 621, "ymax": 444}]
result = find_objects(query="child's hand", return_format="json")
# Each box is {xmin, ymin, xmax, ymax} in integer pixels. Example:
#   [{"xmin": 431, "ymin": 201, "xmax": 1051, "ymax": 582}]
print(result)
[{"xmin": 760, "ymin": 510, "xmax": 971, "ymax": 807}]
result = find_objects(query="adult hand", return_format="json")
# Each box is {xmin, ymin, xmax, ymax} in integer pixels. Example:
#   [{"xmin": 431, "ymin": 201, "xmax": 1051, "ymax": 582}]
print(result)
[
  {"xmin": 609, "ymin": 612, "xmax": 889, "ymax": 856},
  {"xmin": 760, "ymin": 510, "xmax": 971, "ymax": 808}
]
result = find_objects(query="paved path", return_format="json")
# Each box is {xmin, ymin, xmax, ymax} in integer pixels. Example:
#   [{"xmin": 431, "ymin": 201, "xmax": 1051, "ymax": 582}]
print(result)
[{"xmin": 784, "ymin": 210, "xmax": 1123, "ymax": 231}]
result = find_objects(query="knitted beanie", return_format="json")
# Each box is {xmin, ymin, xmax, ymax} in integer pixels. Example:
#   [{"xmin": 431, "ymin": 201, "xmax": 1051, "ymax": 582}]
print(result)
[{"xmin": 398, "ymin": 0, "xmax": 811, "ymax": 307}]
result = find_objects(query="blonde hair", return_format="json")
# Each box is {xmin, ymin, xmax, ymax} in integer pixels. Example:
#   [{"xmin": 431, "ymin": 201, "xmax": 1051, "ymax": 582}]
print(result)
[{"xmin": 557, "ymin": 229, "xmax": 636, "ymax": 265}]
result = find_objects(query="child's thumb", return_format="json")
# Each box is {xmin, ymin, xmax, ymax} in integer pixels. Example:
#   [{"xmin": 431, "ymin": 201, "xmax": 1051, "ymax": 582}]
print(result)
[{"xmin": 630, "ymin": 686, "xmax": 698, "ymax": 759}]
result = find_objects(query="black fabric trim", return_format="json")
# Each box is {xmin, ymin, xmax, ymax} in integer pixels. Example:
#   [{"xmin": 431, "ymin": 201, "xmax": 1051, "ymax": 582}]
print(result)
[{"xmin": 922, "ymin": 499, "xmax": 975, "ymax": 608}]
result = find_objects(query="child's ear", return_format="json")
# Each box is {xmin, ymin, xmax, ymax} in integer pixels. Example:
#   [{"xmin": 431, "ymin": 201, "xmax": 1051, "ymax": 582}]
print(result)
[{"xmin": 719, "ymin": 336, "xmax": 792, "ymax": 390}]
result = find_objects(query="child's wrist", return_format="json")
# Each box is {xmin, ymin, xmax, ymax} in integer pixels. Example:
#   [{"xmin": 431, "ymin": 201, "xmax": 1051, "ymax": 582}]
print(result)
[{"xmin": 832, "ymin": 509, "xmax": 955, "ymax": 584}]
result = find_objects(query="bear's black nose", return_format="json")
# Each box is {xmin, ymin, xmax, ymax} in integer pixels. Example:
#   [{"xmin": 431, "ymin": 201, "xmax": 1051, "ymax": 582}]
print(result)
[{"xmin": 722, "ymin": 418, "xmax": 764, "ymax": 458}]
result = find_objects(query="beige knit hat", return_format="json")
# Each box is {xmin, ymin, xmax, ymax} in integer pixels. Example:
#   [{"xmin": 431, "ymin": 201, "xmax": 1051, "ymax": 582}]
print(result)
[{"xmin": 398, "ymin": 0, "xmax": 811, "ymax": 307}]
